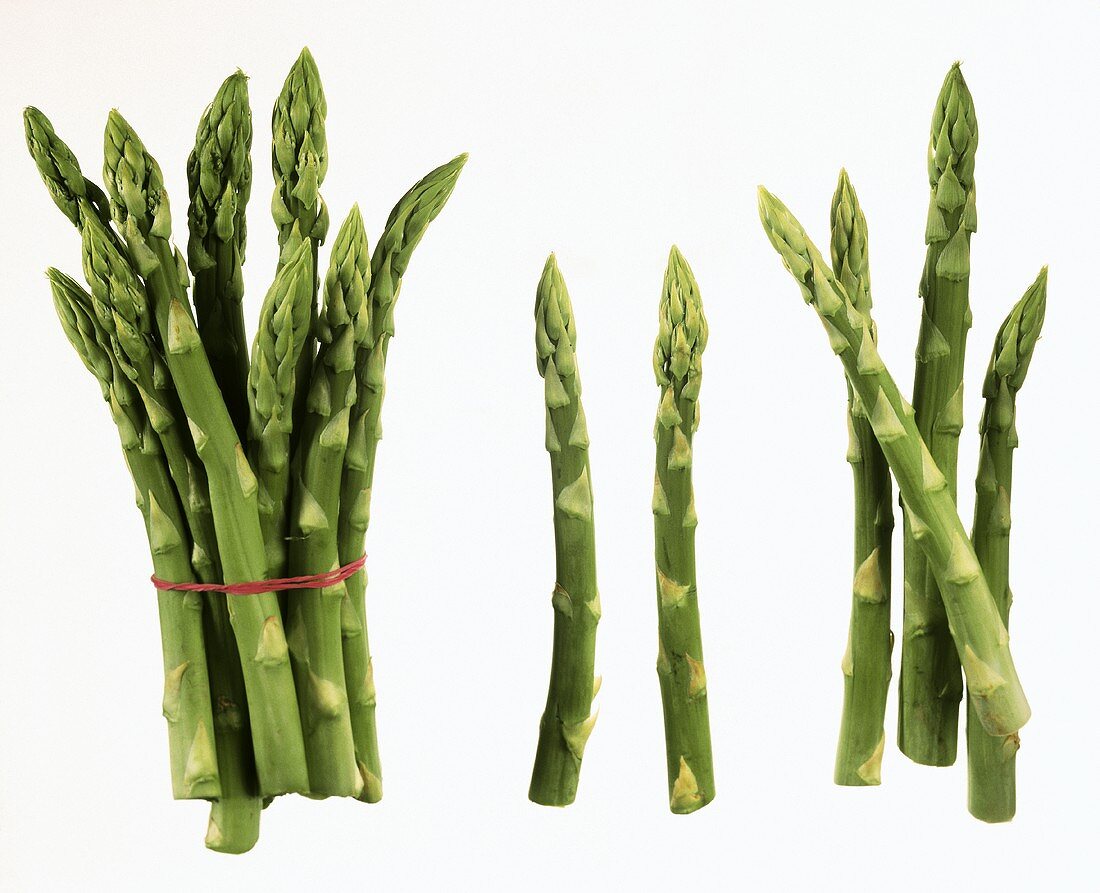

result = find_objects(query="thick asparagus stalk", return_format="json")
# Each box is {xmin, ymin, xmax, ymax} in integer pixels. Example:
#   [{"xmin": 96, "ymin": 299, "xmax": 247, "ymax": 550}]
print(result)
[
  {"xmin": 529, "ymin": 255, "xmax": 601, "ymax": 806},
  {"xmin": 967, "ymin": 269, "xmax": 1047, "ymax": 822},
  {"xmin": 829, "ymin": 172, "xmax": 894, "ymax": 786},
  {"xmin": 272, "ymin": 48, "xmax": 329, "ymax": 438},
  {"xmin": 337, "ymin": 153, "xmax": 467, "ymax": 801},
  {"xmin": 246, "ymin": 241, "xmax": 315, "ymax": 587},
  {"xmin": 651, "ymin": 247, "xmax": 714, "ymax": 813},
  {"xmin": 49, "ymin": 270, "xmax": 220, "ymax": 802},
  {"xmin": 187, "ymin": 70, "xmax": 253, "ymax": 443},
  {"xmin": 286, "ymin": 207, "xmax": 371, "ymax": 797},
  {"xmin": 758, "ymin": 188, "xmax": 1030, "ymax": 738},
  {"xmin": 101, "ymin": 111, "xmax": 309, "ymax": 796},
  {"xmin": 900, "ymin": 63, "xmax": 979, "ymax": 765}
]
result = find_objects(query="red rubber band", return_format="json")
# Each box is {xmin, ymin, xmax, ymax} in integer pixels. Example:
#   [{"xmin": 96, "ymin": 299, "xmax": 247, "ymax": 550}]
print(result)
[{"xmin": 152, "ymin": 555, "xmax": 366, "ymax": 596}]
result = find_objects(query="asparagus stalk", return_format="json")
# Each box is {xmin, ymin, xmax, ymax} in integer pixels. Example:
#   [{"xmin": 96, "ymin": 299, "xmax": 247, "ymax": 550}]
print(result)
[
  {"xmin": 829, "ymin": 172, "xmax": 894, "ymax": 786},
  {"xmin": 246, "ymin": 241, "xmax": 315, "ymax": 588},
  {"xmin": 49, "ymin": 270, "xmax": 221, "ymax": 802},
  {"xmin": 337, "ymin": 153, "xmax": 467, "ymax": 801},
  {"xmin": 900, "ymin": 63, "xmax": 979, "ymax": 765},
  {"xmin": 967, "ymin": 269, "xmax": 1047, "ymax": 822},
  {"xmin": 272, "ymin": 48, "xmax": 329, "ymax": 440},
  {"xmin": 529, "ymin": 255, "xmax": 601, "ymax": 806},
  {"xmin": 286, "ymin": 207, "xmax": 371, "ymax": 797},
  {"xmin": 758, "ymin": 187, "xmax": 1030, "ymax": 738},
  {"xmin": 187, "ymin": 70, "xmax": 253, "ymax": 443},
  {"xmin": 101, "ymin": 111, "xmax": 309, "ymax": 796},
  {"xmin": 651, "ymin": 247, "xmax": 714, "ymax": 812}
]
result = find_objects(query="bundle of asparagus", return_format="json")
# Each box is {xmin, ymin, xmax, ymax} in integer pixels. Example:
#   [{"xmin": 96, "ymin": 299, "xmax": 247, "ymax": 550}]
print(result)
[
  {"xmin": 758, "ymin": 62, "xmax": 1046, "ymax": 821},
  {"xmin": 26, "ymin": 48, "xmax": 465, "ymax": 852}
]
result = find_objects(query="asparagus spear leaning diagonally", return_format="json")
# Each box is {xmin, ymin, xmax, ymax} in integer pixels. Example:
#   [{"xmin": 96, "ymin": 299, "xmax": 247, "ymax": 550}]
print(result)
[
  {"xmin": 187, "ymin": 70, "xmax": 253, "ymax": 443},
  {"xmin": 101, "ymin": 110, "xmax": 309, "ymax": 796},
  {"xmin": 967, "ymin": 269, "xmax": 1047, "ymax": 823},
  {"xmin": 651, "ymin": 247, "xmax": 714, "ymax": 813},
  {"xmin": 26, "ymin": 112, "xmax": 261, "ymax": 851},
  {"xmin": 901, "ymin": 63, "xmax": 979, "ymax": 766},
  {"xmin": 758, "ymin": 188, "xmax": 1030, "ymax": 738},
  {"xmin": 336, "ymin": 153, "xmax": 468, "ymax": 801},
  {"xmin": 829, "ymin": 172, "xmax": 894, "ymax": 786},
  {"xmin": 286, "ymin": 207, "xmax": 371, "ymax": 798},
  {"xmin": 49, "ymin": 270, "xmax": 220, "ymax": 803},
  {"xmin": 272, "ymin": 48, "xmax": 329, "ymax": 439},
  {"xmin": 529, "ymin": 255, "xmax": 601, "ymax": 807}
]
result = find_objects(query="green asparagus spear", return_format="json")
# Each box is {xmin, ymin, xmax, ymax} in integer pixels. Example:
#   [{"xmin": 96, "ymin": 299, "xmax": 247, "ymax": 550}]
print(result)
[
  {"xmin": 101, "ymin": 111, "xmax": 309, "ymax": 796},
  {"xmin": 49, "ymin": 270, "xmax": 221, "ymax": 803},
  {"xmin": 651, "ymin": 247, "xmax": 714, "ymax": 813},
  {"xmin": 272, "ymin": 48, "xmax": 329, "ymax": 441},
  {"xmin": 287, "ymin": 207, "xmax": 371, "ymax": 797},
  {"xmin": 246, "ymin": 241, "xmax": 315, "ymax": 587},
  {"xmin": 26, "ymin": 112, "xmax": 260, "ymax": 850},
  {"xmin": 337, "ymin": 153, "xmax": 467, "ymax": 801},
  {"xmin": 829, "ymin": 172, "xmax": 894, "ymax": 786},
  {"xmin": 529, "ymin": 255, "xmax": 601, "ymax": 807},
  {"xmin": 900, "ymin": 63, "xmax": 978, "ymax": 765},
  {"xmin": 758, "ymin": 187, "xmax": 1030, "ymax": 738},
  {"xmin": 187, "ymin": 70, "xmax": 253, "ymax": 443},
  {"xmin": 24, "ymin": 108, "xmax": 119, "ymax": 245},
  {"xmin": 967, "ymin": 269, "xmax": 1047, "ymax": 822}
]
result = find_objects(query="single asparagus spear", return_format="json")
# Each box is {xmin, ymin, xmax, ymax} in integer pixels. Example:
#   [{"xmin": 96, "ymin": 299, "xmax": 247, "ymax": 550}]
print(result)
[
  {"xmin": 287, "ymin": 207, "xmax": 371, "ymax": 797},
  {"xmin": 830, "ymin": 171, "xmax": 894, "ymax": 786},
  {"xmin": 25, "ymin": 114, "xmax": 260, "ymax": 850},
  {"xmin": 24, "ymin": 107, "xmax": 119, "ymax": 248},
  {"xmin": 187, "ymin": 70, "xmax": 253, "ymax": 443},
  {"xmin": 529, "ymin": 254, "xmax": 601, "ymax": 806},
  {"xmin": 246, "ymin": 240, "xmax": 315, "ymax": 588},
  {"xmin": 900, "ymin": 63, "xmax": 979, "ymax": 765},
  {"xmin": 337, "ymin": 153, "xmax": 467, "ymax": 801},
  {"xmin": 758, "ymin": 187, "xmax": 1030, "ymax": 738},
  {"xmin": 967, "ymin": 269, "xmax": 1047, "ymax": 822},
  {"xmin": 272, "ymin": 47, "xmax": 329, "ymax": 440},
  {"xmin": 49, "ymin": 270, "xmax": 221, "ymax": 802},
  {"xmin": 651, "ymin": 246, "xmax": 714, "ymax": 813},
  {"xmin": 101, "ymin": 110, "xmax": 309, "ymax": 796}
]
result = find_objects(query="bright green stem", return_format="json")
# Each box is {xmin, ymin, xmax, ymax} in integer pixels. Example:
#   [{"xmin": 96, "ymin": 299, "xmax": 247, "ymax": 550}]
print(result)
[
  {"xmin": 830, "ymin": 171, "xmax": 894, "ymax": 786},
  {"xmin": 187, "ymin": 70, "xmax": 252, "ymax": 443},
  {"xmin": 759, "ymin": 188, "xmax": 1030, "ymax": 739},
  {"xmin": 900, "ymin": 63, "xmax": 978, "ymax": 765},
  {"xmin": 652, "ymin": 247, "xmax": 713, "ymax": 812},
  {"xmin": 529, "ymin": 256, "xmax": 600, "ymax": 807},
  {"xmin": 50, "ymin": 271, "xmax": 220, "ymax": 802},
  {"xmin": 335, "ymin": 153, "xmax": 467, "ymax": 801},
  {"xmin": 287, "ymin": 208, "xmax": 369, "ymax": 798},
  {"xmin": 966, "ymin": 269, "xmax": 1047, "ymax": 823}
]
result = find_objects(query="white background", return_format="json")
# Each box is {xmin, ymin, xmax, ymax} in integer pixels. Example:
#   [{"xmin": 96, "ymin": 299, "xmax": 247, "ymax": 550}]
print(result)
[{"xmin": 1, "ymin": 1, "xmax": 1096, "ymax": 889}]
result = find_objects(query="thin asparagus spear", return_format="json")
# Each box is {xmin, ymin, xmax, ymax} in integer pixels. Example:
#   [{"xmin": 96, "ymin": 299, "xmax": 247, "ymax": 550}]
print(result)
[
  {"xmin": 829, "ymin": 172, "xmax": 894, "ymax": 786},
  {"xmin": 287, "ymin": 207, "xmax": 370, "ymax": 797},
  {"xmin": 24, "ymin": 108, "xmax": 120, "ymax": 248},
  {"xmin": 49, "ymin": 270, "xmax": 220, "ymax": 802},
  {"xmin": 967, "ymin": 269, "xmax": 1047, "ymax": 822},
  {"xmin": 246, "ymin": 241, "xmax": 315, "ymax": 587},
  {"xmin": 529, "ymin": 254, "xmax": 601, "ymax": 806},
  {"xmin": 337, "ymin": 153, "xmax": 467, "ymax": 801},
  {"xmin": 272, "ymin": 48, "xmax": 329, "ymax": 441},
  {"xmin": 900, "ymin": 63, "xmax": 978, "ymax": 765},
  {"xmin": 101, "ymin": 111, "xmax": 309, "ymax": 796},
  {"xmin": 758, "ymin": 187, "xmax": 1030, "ymax": 738},
  {"xmin": 651, "ymin": 246, "xmax": 714, "ymax": 813},
  {"xmin": 187, "ymin": 70, "xmax": 253, "ymax": 443}
]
